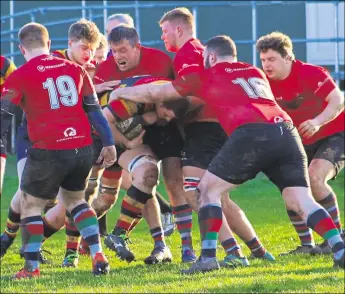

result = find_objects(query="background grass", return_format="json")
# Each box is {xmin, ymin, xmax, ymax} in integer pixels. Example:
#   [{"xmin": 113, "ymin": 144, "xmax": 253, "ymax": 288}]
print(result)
[{"xmin": 1, "ymin": 155, "xmax": 344, "ymax": 293}]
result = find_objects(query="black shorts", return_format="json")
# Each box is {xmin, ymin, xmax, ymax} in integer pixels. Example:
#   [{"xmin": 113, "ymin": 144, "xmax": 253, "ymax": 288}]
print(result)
[
  {"xmin": 91, "ymin": 133, "xmax": 124, "ymax": 172},
  {"xmin": 143, "ymin": 122, "xmax": 183, "ymax": 160},
  {"xmin": 182, "ymin": 122, "xmax": 227, "ymax": 169},
  {"xmin": 208, "ymin": 122, "xmax": 309, "ymax": 193},
  {"xmin": 0, "ymin": 135, "xmax": 6, "ymax": 158},
  {"xmin": 304, "ymin": 131, "xmax": 344, "ymax": 178},
  {"xmin": 21, "ymin": 145, "xmax": 93, "ymax": 200}
]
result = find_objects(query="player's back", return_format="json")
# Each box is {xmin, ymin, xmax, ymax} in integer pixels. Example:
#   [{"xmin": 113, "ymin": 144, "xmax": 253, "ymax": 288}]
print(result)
[
  {"xmin": 13, "ymin": 54, "xmax": 92, "ymax": 149},
  {"xmin": 201, "ymin": 62, "xmax": 291, "ymax": 135}
]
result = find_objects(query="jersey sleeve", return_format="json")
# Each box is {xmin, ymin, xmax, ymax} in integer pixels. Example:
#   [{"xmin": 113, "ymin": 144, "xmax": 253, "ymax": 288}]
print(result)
[
  {"xmin": 93, "ymin": 61, "xmax": 107, "ymax": 85},
  {"xmin": 172, "ymin": 72, "xmax": 203, "ymax": 98},
  {"xmin": 303, "ymin": 65, "xmax": 337, "ymax": 100},
  {"xmin": 1, "ymin": 71, "xmax": 23, "ymax": 105},
  {"xmin": 81, "ymin": 68, "xmax": 97, "ymax": 97}
]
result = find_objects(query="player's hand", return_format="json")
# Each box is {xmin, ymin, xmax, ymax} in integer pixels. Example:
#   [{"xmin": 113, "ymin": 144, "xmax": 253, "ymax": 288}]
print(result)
[
  {"xmin": 142, "ymin": 111, "xmax": 158, "ymax": 125},
  {"xmin": 95, "ymin": 81, "xmax": 121, "ymax": 93},
  {"xmin": 125, "ymin": 130, "xmax": 146, "ymax": 149},
  {"xmin": 97, "ymin": 145, "xmax": 117, "ymax": 168},
  {"xmin": 298, "ymin": 118, "xmax": 321, "ymax": 139}
]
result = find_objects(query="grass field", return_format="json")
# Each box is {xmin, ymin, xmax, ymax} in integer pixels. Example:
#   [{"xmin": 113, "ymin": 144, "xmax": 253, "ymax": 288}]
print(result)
[{"xmin": 1, "ymin": 155, "xmax": 344, "ymax": 293}]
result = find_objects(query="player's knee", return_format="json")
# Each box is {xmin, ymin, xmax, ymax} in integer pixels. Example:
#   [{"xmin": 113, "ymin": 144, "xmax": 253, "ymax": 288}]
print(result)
[
  {"xmin": 141, "ymin": 166, "xmax": 159, "ymax": 189},
  {"xmin": 129, "ymin": 155, "xmax": 159, "ymax": 189},
  {"xmin": 100, "ymin": 185, "xmax": 118, "ymax": 205},
  {"xmin": 21, "ymin": 192, "xmax": 46, "ymax": 210}
]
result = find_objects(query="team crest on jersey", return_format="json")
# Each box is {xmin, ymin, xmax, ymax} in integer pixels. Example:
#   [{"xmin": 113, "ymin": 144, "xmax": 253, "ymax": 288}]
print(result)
[
  {"xmin": 37, "ymin": 65, "xmax": 45, "ymax": 72},
  {"xmin": 64, "ymin": 127, "xmax": 77, "ymax": 137}
]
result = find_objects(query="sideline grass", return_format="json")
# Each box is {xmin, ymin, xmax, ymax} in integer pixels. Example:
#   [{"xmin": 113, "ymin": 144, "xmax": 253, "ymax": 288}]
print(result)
[{"xmin": 1, "ymin": 155, "xmax": 344, "ymax": 293}]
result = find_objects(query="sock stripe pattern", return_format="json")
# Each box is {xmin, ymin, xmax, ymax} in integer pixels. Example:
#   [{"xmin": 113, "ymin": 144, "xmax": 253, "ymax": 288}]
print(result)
[
  {"xmin": 183, "ymin": 177, "xmax": 200, "ymax": 192},
  {"xmin": 114, "ymin": 186, "xmax": 152, "ymax": 234},
  {"xmin": 307, "ymin": 208, "xmax": 344, "ymax": 256},
  {"xmin": 21, "ymin": 215, "xmax": 44, "ymax": 271},
  {"xmin": 221, "ymin": 238, "xmax": 241, "ymax": 256},
  {"xmin": 65, "ymin": 218, "xmax": 81, "ymax": 251},
  {"xmin": 245, "ymin": 237, "xmax": 266, "ymax": 257},
  {"xmin": 71, "ymin": 203, "xmax": 101, "ymax": 258},
  {"xmin": 4, "ymin": 207, "xmax": 21, "ymax": 239},
  {"xmin": 317, "ymin": 192, "xmax": 342, "ymax": 230},
  {"xmin": 172, "ymin": 204, "xmax": 193, "ymax": 248},
  {"xmin": 287, "ymin": 210, "xmax": 314, "ymax": 246},
  {"xmin": 42, "ymin": 216, "xmax": 59, "ymax": 241},
  {"xmin": 199, "ymin": 204, "xmax": 222, "ymax": 258},
  {"xmin": 150, "ymin": 226, "xmax": 164, "ymax": 242}
]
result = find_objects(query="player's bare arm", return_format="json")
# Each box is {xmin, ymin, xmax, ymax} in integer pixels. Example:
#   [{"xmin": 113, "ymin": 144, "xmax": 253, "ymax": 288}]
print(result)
[
  {"xmin": 95, "ymin": 80, "xmax": 121, "ymax": 93},
  {"xmin": 298, "ymin": 87, "xmax": 344, "ymax": 139},
  {"xmin": 109, "ymin": 82, "xmax": 183, "ymax": 103}
]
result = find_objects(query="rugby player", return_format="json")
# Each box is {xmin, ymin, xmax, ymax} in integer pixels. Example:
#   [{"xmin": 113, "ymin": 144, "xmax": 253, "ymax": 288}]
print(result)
[
  {"xmin": 256, "ymin": 31, "xmax": 344, "ymax": 255},
  {"xmin": 0, "ymin": 22, "xmax": 116, "ymax": 279},
  {"xmin": 0, "ymin": 56, "xmax": 16, "ymax": 198},
  {"xmin": 108, "ymin": 35, "xmax": 345, "ymax": 273}
]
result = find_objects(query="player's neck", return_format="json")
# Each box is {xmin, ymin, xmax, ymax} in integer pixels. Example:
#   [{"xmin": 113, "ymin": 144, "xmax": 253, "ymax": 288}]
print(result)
[
  {"xmin": 279, "ymin": 62, "xmax": 293, "ymax": 80},
  {"xmin": 177, "ymin": 34, "xmax": 194, "ymax": 51},
  {"xmin": 25, "ymin": 49, "xmax": 49, "ymax": 61}
]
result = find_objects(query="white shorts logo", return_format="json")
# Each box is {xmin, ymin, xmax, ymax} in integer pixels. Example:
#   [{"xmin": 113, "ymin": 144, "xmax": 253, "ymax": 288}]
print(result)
[{"xmin": 64, "ymin": 127, "xmax": 77, "ymax": 137}]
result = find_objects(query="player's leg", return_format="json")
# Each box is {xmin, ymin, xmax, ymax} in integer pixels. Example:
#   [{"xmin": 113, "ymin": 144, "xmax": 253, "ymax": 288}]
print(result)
[
  {"xmin": 307, "ymin": 132, "xmax": 344, "ymax": 254},
  {"xmin": 13, "ymin": 147, "xmax": 63, "ymax": 279},
  {"xmin": 59, "ymin": 145, "xmax": 109, "ymax": 276},
  {"xmin": 220, "ymin": 195, "xmax": 275, "ymax": 261},
  {"xmin": 105, "ymin": 146, "xmax": 166, "ymax": 262},
  {"xmin": 264, "ymin": 123, "xmax": 344, "ymax": 269},
  {"xmin": 62, "ymin": 136, "xmax": 106, "ymax": 267}
]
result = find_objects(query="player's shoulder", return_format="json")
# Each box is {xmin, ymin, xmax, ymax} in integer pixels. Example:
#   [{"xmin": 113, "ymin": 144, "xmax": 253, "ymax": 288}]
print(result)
[
  {"xmin": 294, "ymin": 60, "xmax": 329, "ymax": 76},
  {"xmin": 141, "ymin": 46, "xmax": 171, "ymax": 61},
  {"xmin": 175, "ymin": 39, "xmax": 204, "ymax": 60}
]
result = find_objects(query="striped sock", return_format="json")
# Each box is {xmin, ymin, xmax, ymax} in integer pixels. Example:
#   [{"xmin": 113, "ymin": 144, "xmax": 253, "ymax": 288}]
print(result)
[
  {"xmin": 221, "ymin": 238, "xmax": 241, "ymax": 257},
  {"xmin": 42, "ymin": 216, "xmax": 59, "ymax": 243},
  {"xmin": 172, "ymin": 204, "xmax": 193, "ymax": 249},
  {"xmin": 21, "ymin": 216, "xmax": 43, "ymax": 271},
  {"xmin": 199, "ymin": 204, "xmax": 222, "ymax": 259},
  {"xmin": 246, "ymin": 237, "xmax": 266, "ymax": 257},
  {"xmin": 65, "ymin": 217, "xmax": 81, "ymax": 253},
  {"xmin": 71, "ymin": 203, "xmax": 101, "ymax": 258},
  {"xmin": 4, "ymin": 207, "xmax": 21, "ymax": 240},
  {"xmin": 127, "ymin": 215, "xmax": 142, "ymax": 236},
  {"xmin": 318, "ymin": 192, "xmax": 342, "ymax": 231},
  {"xmin": 307, "ymin": 208, "xmax": 345, "ymax": 259},
  {"xmin": 113, "ymin": 186, "xmax": 152, "ymax": 235},
  {"xmin": 150, "ymin": 226, "xmax": 165, "ymax": 248},
  {"xmin": 183, "ymin": 177, "xmax": 200, "ymax": 192},
  {"xmin": 287, "ymin": 210, "xmax": 314, "ymax": 246}
]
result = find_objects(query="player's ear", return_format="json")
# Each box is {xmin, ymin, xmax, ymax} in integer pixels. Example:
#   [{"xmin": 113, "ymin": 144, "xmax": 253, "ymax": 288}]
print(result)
[
  {"xmin": 18, "ymin": 44, "xmax": 25, "ymax": 56},
  {"xmin": 135, "ymin": 42, "xmax": 141, "ymax": 50},
  {"xmin": 176, "ymin": 26, "xmax": 183, "ymax": 37},
  {"xmin": 47, "ymin": 40, "xmax": 51, "ymax": 51},
  {"xmin": 68, "ymin": 39, "xmax": 73, "ymax": 48}
]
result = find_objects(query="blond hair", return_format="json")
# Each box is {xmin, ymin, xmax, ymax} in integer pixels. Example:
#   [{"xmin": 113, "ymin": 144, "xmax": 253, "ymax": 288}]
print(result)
[
  {"xmin": 68, "ymin": 18, "xmax": 100, "ymax": 46},
  {"xmin": 159, "ymin": 7, "xmax": 194, "ymax": 29},
  {"xmin": 18, "ymin": 22, "xmax": 49, "ymax": 50}
]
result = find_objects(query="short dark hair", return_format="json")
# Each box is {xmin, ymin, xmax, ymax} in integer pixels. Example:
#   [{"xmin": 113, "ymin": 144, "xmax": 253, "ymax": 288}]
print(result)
[
  {"xmin": 18, "ymin": 22, "xmax": 49, "ymax": 50},
  {"xmin": 108, "ymin": 24, "xmax": 139, "ymax": 46},
  {"xmin": 256, "ymin": 31, "xmax": 295, "ymax": 59},
  {"xmin": 205, "ymin": 35, "xmax": 237, "ymax": 58}
]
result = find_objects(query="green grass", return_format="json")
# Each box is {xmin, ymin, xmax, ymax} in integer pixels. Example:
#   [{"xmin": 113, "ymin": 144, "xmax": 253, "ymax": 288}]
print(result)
[{"xmin": 1, "ymin": 155, "xmax": 344, "ymax": 293}]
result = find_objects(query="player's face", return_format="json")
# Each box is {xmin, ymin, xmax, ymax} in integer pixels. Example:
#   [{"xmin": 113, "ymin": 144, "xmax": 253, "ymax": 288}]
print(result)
[
  {"xmin": 260, "ymin": 49, "xmax": 290, "ymax": 80},
  {"xmin": 156, "ymin": 103, "xmax": 176, "ymax": 122},
  {"xmin": 94, "ymin": 47, "xmax": 108, "ymax": 64},
  {"xmin": 105, "ymin": 19, "xmax": 122, "ymax": 36},
  {"xmin": 68, "ymin": 39, "xmax": 97, "ymax": 65},
  {"xmin": 110, "ymin": 40, "xmax": 141, "ymax": 71},
  {"xmin": 160, "ymin": 21, "xmax": 178, "ymax": 53}
]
